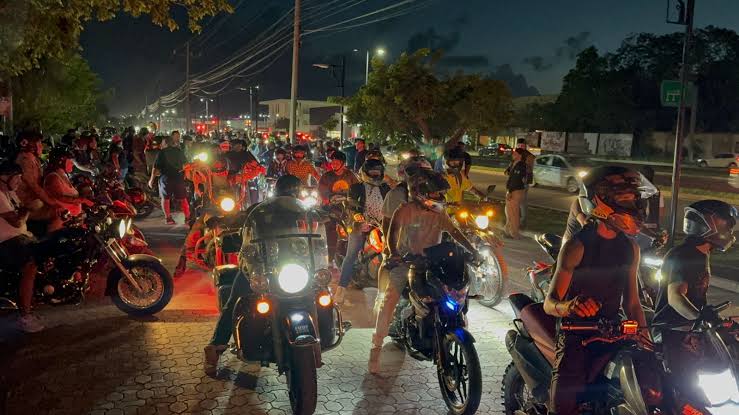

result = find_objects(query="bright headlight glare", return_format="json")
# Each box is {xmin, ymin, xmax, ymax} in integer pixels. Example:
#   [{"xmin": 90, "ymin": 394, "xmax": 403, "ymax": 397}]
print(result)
[
  {"xmin": 126, "ymin": 218, "xmax": 133, "ymax": 233},
  {"xmin": 697, "ymin": 369, "xmax": 739, "ymax": 406},
  {"xmin": 401, "ymin": 152, "xmax": 410, "ymax": 160},
  {"xmin": 474, "ymin": 215, "xmax": 489, "ymax": 229},
  {"xmin": 301, "ymin": 196, "xmax": 318, "ymax": 208},
  {"xmin": 643, "ymin": 256, "xmax": 664, "ymax": 268},
  {"xmin": 654, "ymin": 270, "xmax": 663, "ymax": 282},
  {"xmin": 220, "ymin": 197, "xmax": 236, "ymax": 212},
  {"xmin": 577, "ymin": 170, "xmax": 588, "ymax": 178},
  {"xmin": 278, "ymin": 264, "xmax": 310, "ymax": 294},
  {"xmin": 194, "ymin": 152, "xmax": 208, "ymax": 162},
  {"xmin": 117, "ymin": 220, "xmax": 127, "ymax": 239}
]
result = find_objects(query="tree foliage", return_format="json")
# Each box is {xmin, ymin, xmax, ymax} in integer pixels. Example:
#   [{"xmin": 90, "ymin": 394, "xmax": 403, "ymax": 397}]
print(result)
[
  {"xmin": 13, "ymin": 53, "xmax": 109, "ymax": 134},
  {"xmin": 0, "ymin": 0, "xmax": 233, "ymax": 77},
  {"xmin": 337, "ymin": 49, "xmax": 513, "ymax": 145}
]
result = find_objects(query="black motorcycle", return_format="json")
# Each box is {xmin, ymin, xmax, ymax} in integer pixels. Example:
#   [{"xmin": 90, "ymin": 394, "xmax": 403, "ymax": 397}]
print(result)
[
  {"xmin": 0, "ymin": 206, "xmax": 173, "ymax": 316},
  {"xmin": 212, "ymin": 197, "xmax": 347, "ymax": 415},
  {"xmin": 390, "ymin": 241, "xmax": 482, "ymax": 415},
  {"xmin": 502, "ymin": 293, "xmax": 663, "ymax": 415}
]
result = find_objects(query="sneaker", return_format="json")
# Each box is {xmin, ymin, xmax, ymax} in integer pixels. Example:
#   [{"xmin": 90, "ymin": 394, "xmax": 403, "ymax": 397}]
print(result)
[
  {"xmin": 165, "ymin": 217, "xmax": 176, "ymax": 225},
  {"xmin": 203, "ymin": 344, "xmax": 227, "ymax": 377},
  {"xmin": 17, "ymin": 314, "xmax": 44, "ymax": 333}
]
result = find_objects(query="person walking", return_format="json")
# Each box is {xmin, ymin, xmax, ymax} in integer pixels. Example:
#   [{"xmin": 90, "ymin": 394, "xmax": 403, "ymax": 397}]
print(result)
[
  {"xmin": 504, "ymin": 148, "xmax": 527, "ymax": 239},
  {"xmin": 148, "ymin": 131, "xmax": 190, "ymax": 225}
]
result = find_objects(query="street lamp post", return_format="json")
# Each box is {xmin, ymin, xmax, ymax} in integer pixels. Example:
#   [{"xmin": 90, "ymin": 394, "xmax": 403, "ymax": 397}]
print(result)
[
  {"xmin": 360, "ymin": 47, "xmax": 385, "ymax": 85},
  {"xmin": 237, "ymin": 86, "xmax": 260, "ymax": 135},
  {"xmin": 312, "ymin": 56, "xmax": 346, "ymax": 144},
  {"xmin": 200, "ymin": 98, "xmax": 213, "ymax": 119}
]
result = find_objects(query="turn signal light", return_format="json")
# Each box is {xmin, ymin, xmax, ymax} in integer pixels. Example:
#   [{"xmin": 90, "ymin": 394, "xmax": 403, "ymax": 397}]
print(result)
[
  {"xmin": 256, "ymin": 300, "xmax": 271, "ymax": 314},
  {"xmin": 622, "ymin": 320, "xmax": 638, "ymax": 335},
  {"xmin": 318, "ymin": 293, "xmax": 332, "ymax": 307},
  {"xmin": 459, "ymin": 210, "xmax": 469, "ymax": 219}
]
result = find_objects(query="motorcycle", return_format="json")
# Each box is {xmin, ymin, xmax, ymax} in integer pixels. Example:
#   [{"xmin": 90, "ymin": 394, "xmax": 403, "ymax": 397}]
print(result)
[
  {"xmin": 389, "ymin": 241, "xmax": 482, "ymax": 415},
  {"xmin": 653, "ymin": 301, "xmax": 739, "ymax": 415},
  {"xmin": 502, "ymin": 293, "xmax": 663, "ymax": 415},
  {"xmin": 0, "ymin": 206, "xmax": 174, "ymax": 316},
  {"xmin": 448, "ymin": 185, "xmax": 508, "ymax": 308},
  {"xmin": 212, "ymin": 196, "xmax": 348, "ymax": 415}
]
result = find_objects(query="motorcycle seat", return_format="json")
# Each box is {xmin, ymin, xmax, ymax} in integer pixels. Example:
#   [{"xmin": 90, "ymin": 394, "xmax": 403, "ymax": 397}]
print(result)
[
  {"xmin": 537, "ymin": 233, "xmax": 562, "ymax": 257},
  {"xmin": 520, "ymin": 302, "xmax": 557, "ymax": 364}
]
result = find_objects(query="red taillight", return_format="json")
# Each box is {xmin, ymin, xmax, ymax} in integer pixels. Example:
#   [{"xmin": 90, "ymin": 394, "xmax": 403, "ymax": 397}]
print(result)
[{"xmin": 622, "ymin": 320, "xmax": 638, "ymax": 335}]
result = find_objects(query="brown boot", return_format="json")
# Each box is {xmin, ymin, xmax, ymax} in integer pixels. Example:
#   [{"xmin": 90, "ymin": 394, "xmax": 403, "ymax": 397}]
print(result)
[{"xmin": 203, "ymin": 344, "xmax": 227, "ymax": 377}]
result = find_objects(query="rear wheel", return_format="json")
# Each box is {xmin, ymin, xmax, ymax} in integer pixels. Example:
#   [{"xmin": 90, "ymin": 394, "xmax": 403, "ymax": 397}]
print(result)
[
  {"xmin": 502, "ymin": 362, "xmax": 536, "ymax": 415},
  {"xmin": 438, "ymin": 332, "xmax": 482, "ymax": 415},
  {"xmin": 287, "ymin": 345, "xmax": 318, "ymax": 415},
  {"xmin": 699, "ymin": 160, "xmax": 708, "ymax": 167}
]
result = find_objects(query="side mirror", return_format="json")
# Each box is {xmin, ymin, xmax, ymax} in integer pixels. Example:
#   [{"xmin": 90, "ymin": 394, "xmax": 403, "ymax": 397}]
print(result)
[{"xmin": 486, "ymin": 185, "xmax": 496, "ymax": 200}]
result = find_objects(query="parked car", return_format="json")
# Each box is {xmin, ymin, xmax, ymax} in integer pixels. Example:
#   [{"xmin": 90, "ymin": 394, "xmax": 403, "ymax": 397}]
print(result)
[
  {"xmin": 479, "ymin": 143, "xmax": 512, "ymax": 157},
  {"xmin": 696, "ymin": 153, "xmax": 739, "ymax": 168},
  {"xmin": 532, "ymin": 154, "xmax": 592, "ymax": 193}
]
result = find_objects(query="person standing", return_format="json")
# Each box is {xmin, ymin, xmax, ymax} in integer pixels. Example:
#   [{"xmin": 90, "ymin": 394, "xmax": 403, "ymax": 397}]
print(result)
[
  {"xmin": 352, "ymin": 139, "xmax": 367, "ymax": 172},
  {"xmin": 562, "ymin": 198, "xmax": 588, "ymax": 243},
  {"xmin": 504, "ymin": 149, "xmax": 527, "ymax": 239},
  {"xmin": 149, "ymin": 131, "xmax": 190, "ymax": 225}
]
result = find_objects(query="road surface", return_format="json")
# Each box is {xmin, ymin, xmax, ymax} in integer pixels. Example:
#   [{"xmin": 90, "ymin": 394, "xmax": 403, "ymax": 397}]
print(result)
[{"xmin": 1, "ymin": 209, "xmax": 736, "ymax": 415}]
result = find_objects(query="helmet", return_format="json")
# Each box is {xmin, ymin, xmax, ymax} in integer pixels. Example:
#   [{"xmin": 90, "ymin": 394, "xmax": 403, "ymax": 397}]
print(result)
[
  {"xmin": 0, "ymin": 161, "xmax": 22, "ymax": 176},
  {"xmin": 683, "ymin": 200, "xmax": 737, "ymax": 252},
  {"xmin": 15, "ymin": 131, "xmax": 42, "ymax": 152},
  {"xmin": 578, "ymin": 166, "xmax": 655, "ymax": 235},
  {"xmin": 47, "ymin": 146, "xmax": 75, "ymax": 171},
  {"xmin": 398, "ymin": 156, "xmax": 431, "ymax": 180},
  {"xmin": 444, "ymin": 148, "xmax": 466, "ymax": 172},
  {"xmin": 361, "ymin": 159, "xmax": 385, "ymax": 185},
  {"xmin": 330, "ymin": 150, "xmax": 346, "ymax": 163},
  {"xmin": 275, "ymin": 174, "xmax": 302, "ymax": 198},
  {"xmin": 366, "ymin": 149, "xmax": 385, "ymax": 163},
  {"xmin": 408, "ymin": 169, "xmax": 450, "ymax": 213}
]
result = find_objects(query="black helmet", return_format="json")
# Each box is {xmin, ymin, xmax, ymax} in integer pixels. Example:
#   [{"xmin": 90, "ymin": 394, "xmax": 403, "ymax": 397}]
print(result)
[
  {"xmin": 579, "ymin": 165, "xmax": 653, "ymax": 235},
  {"xmin": 361, "ymin": 159, "xmax": 385, "ymax": 186},
  {"xmin": 408, "ymin": 169, "xmax": 450, "ymax": 213},
  {"xmin": 47, "ymin": 146, "xmax": 75, "ymax": 170},
  {"xmin": 398, "ymin": 155, "xmax": 432, "ymax": 180},
  {"xmin": 275, "ymin": 175, "xmax": 302, "ymax": 198},
  {"xmin": 330, "ymin": 150, "xmax": 347, "ymax": 163},
  {"xmin": 444, "ymin": 148, "xmax": 466, "ymax": 172},
  {"xmin": 683, "ymin": 200, "xmax": 737, "ymax": 252},
  {"xmin": 366, "ymin": 149, "xmax": 385, "ymax": 164},
  {"xmin": 0, "ymin": 161, "xmax": 22, "ymax": 176}
]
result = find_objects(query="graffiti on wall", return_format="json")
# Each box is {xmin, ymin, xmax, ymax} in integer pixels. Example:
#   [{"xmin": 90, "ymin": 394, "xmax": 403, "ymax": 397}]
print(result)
[
  {"xmin": 597, "ymin": 134, "xmax": 633, "ymax": 157},
  {"xmin": 541, "ymin": 131, "xmax": 566, "ymax": 152}
]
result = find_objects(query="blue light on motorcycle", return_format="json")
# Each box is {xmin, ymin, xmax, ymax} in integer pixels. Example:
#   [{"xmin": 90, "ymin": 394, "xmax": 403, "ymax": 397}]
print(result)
[{"xmin": 445, "ymin": 298, "xmax": 458, "ymax": 312}]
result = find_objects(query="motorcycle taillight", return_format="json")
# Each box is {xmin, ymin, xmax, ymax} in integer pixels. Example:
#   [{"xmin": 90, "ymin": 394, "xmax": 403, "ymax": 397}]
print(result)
[{"xmin": 621, "ymin": 320, "xmax": 638, "ymax": 335}]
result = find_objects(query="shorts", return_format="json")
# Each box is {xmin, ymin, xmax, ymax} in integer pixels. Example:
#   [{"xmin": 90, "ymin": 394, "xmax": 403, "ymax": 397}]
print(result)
[
  {"xmin": 0, "ymin": 235, "xmax": 37, "ymax": 270},
  {"xmin": 384, "ymin": 263, "xmax": 410, "ymax": 292},
  {"xmin": 159, "ymin": 175, "xmax": 187, "ymax": 200}
]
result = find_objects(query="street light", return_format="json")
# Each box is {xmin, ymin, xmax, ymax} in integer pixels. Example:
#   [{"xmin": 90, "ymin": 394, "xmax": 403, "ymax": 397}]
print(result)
[
  {"xmin": 237, "ymin": 86, "xmax": 260, "ymax": 134},
  {"xmin": 199, "ymin": 98, "xmax": 214, "ymax": 119},
  {"xmin": 355, "ymin": 47, "xmax": 386, "ymax": 85}
]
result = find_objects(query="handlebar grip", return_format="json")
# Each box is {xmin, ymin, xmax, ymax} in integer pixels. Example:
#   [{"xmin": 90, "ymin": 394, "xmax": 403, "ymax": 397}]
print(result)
[
  {"xmin": 715, "ymin": 301, "xmax": 731, "ymax": 313},
  {"xmin": 560, "ymin": 322, "xmax": 599, "ymax": 331}
]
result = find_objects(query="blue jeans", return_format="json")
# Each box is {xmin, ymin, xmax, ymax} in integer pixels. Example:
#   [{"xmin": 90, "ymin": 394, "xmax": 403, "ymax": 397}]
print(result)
[{"xmin": 339, "ymin": 230, "xmax": 366, "ymax": 288}]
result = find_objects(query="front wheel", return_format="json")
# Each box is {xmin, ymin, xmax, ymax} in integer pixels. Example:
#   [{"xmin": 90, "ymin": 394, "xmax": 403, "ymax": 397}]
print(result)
[
  {"xmin": 502, "ymin": 362, "xmax": 536, "ymax": 415},
  {"xmin": 287, "ymin": 345, "xmax": 318, "ymax": 415},
  {"xmin": 475, "ymin": 249, "xmax": 507, "ymax": 308},
  {"xmin": 438, "ymin": 331, "xmax": 482, "ymax": 415},
  {"xmin": 566, "ymin": 177, "xmax": 579, "ymax": 193},
  {"xmin": 110, "ymin": 260, "xmax": 173, "ymax": 316}
]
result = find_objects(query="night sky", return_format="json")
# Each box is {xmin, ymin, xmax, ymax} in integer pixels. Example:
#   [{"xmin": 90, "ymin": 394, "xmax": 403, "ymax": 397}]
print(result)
[{"xmin": 80, "ymin": 0, "xmax": 739, "ymax": 117}]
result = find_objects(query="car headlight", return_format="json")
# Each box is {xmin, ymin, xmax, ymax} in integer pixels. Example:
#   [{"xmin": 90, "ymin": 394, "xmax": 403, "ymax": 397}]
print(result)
[
  {"xmin": 642, "ymin": 256, "xmax": 663, "ymax": 268},
  {"xmin": 474, "ymin": 215, "xmax": 489, "ymax": 229},
  {"xmin": 220, "ymin": 197, "xmax": 236, "ymax": 212},
  {"xmin": 577, "ymin": 170, "xmax": 588, "ymax": 178},
  {"xmin": 117, "ymin": 219, "xmax": 127, "ymax": 239},
  {"xmin": 277, "ymin": 264, "xmax": 310, "ymax": 294},
  {"xmin": 194, "ymin": 152, "xmax": 208, "ymax": 162},
  {"xmin": 698, "ymin": 369, "xmax": 739, "ymax": 406}
]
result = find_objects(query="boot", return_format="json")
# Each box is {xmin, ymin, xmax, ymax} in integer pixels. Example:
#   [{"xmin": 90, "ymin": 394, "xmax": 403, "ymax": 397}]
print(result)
[
  {"xmin": 203, "ymin": 344, "xmax": 227, "ymax": 377},
  {"xmin": 173, "ymin": 255, "xmax": 187, "ymax": 278},
  {"xmin": 333, "ymin": 286, "xmax": 346, "ymax": 306}
]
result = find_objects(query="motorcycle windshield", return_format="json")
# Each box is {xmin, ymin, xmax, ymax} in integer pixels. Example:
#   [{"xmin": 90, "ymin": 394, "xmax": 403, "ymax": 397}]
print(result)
[
  {"xmin": 243, "ymin": 196, "xmax": 329, "ymax": 270},
  {"xmin": 423, "ymin": 242, "xmax": 468, "ymax": 290}
]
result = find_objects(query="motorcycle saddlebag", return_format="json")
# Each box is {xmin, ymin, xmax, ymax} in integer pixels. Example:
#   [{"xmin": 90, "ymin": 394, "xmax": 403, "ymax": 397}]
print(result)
[{"xmin": 212, "ymin": 264, "xmax": 238, "ymax": 311}]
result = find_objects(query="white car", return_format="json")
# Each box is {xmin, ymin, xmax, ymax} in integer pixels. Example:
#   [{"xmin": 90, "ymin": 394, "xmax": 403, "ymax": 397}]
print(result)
[
  {"xmin": 532, "ymin": 154, "xmax": 592, "ymax": 193},
  {"xmin": 697, "ymin": 153, "xmax": 738, "ymax": 168}
]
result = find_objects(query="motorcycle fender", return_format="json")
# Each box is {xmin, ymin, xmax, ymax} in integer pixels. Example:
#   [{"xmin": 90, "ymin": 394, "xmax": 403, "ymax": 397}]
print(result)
[
  {"xmin": 105, "ymin": 254, "xmax": 164, "ymax": 295},
  {"xmin": 505, "ymin": 329, "xmax": 552, "ymax": 404},
  {"xmin": 445, "ymin": 328, "xmax": 476, "ymax": 344},
  {"xmin": 283, "ymin": 311, "xmax": 322, "ymax": 368},
  {"xmin": 611, "ymin": 352, "xmax": 649, "ymax": 415}
]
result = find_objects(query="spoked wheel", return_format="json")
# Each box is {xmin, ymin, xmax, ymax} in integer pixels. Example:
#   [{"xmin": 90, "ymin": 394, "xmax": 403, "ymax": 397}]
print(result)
[
  {"xmin": 475, "ymin": 250, "xmax": 507, "ymax": 308},
  {"xmin": 111, "ymin": 261, "xmax": 173, "ymax": 316},
  {"xmin": 502, "ymin": 362, "xmax": 539, "ymax": 415},
  {"xmin": 287, "ymin": 345, "xmax": 318, "ymax": 415},
  {"xmin": 438, "ymin": 332, "xmax": 482, "ymax": 415}
]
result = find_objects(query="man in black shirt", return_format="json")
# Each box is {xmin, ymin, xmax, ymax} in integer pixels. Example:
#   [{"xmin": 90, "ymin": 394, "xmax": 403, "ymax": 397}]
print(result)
[
  {"xmin": 352, "ymin": 139, "xmax": 367, "ymax": 172},
  {"xmin": 225, "ymin": 139, "xmax": 257, "ymax": 175},
  {"xmin": 504, "ymin": 148, "xmax": 527, "ymax": 239},
  {"xmin": 653, "ymin": 199, "xmax": 737, "ymax": 395},
  {"xmin": 149, "ymin": 131, "xmax": 190, "ymax": 225}
]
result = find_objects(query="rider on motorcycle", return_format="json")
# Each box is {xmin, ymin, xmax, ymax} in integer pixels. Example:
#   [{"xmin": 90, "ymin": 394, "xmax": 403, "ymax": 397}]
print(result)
[
  {"xmin": 365, "ymin": 149, "xmax": 398, "ymax": 188},
  {"xmin": 203, "ymin": 174, "xmax": 302, "ymax": 376},
  {"xmin": 43, "ymin": 147, "xmax": 95, "ymax": 233},
  {"xmin": 369, "ymin": 169, "xmax": 479, "ymax": 374},
  {"xmin": 317, "ymin": 151, "xmax": 358, "ymax": 265},
  {"xmin": 653, "ymin": 199, "xmax": 737, "ymax": 396},
  {"xmin": 14, "ymin": 132, "xmax": 59, "ymax": 224},
  {"xmin": 267, "ymin": 148, "xmax": 289, "ymax": 178},
  {"xmin": 0, "ymin": 161, "xmax": 44, "ymax": 332},
  {"xmin": 442, "ymin": 147, "xmax": 485, "ymax": 205},
  {"xmin": 334, "ymin": 159, "xmax": 391, "ymax": 305},
  {"xmin": 286, "ymin": 145, "xmax": 320, "ymax": 186},
  {"xmin": 382, "ymin": 155, "xmax": 432, "ymax": 235},
  {"xmin": 542, "ymin": 166, "xmax": 655, "ymax": 415}
]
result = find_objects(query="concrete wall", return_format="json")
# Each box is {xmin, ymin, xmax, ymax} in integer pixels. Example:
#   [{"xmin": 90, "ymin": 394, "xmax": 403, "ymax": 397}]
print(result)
[{"xmin": 651, "ymin": 132, "xmax": 739, "ymax": 157}]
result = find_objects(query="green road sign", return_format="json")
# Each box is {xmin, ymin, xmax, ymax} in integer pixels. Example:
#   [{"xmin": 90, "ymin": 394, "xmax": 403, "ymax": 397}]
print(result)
[{"xmin": 661, "ymin": 80, "xmax": 695, "ymax": 108}]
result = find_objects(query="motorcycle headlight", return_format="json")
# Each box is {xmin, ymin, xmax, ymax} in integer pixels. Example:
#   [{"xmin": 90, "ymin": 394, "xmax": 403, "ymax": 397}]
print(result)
[
  {"xmin": 697, "ymin": 369, "xmax": 739, "ymax": 406},
  {"xmin": 277, "ymin": 264, "xmax": 310, "ymax": 294},
  {"xmin": 249, "ymin": 273, "xmax": 269, "ymax": 293},
  {"xmin": 577, "ymin": 170, "xmax": 589, "ymax": 179},
  {"xmin": 474, "ymin": 215, "xmax": 489, "ymax": 229},
  {"xmin": 117, "ymin": 219, "xmax": 127, "ymax": 239},
  {"xmin": 194, "ymin": 152, "xmax": 208, "ymax": 162},
  {"xmin": 301, "ymin": 196, "xmax": 318, "ymax": 208},
  {"xmin": 220, "ymin": 197, "xmax": 236, "ymax": 212},
  {"xmin": 642, "ymin": 256, "xmax": 663, "ymax": 268}
]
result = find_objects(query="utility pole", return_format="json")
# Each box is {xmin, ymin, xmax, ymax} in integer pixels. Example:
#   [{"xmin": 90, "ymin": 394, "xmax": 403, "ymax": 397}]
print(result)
[
  {"xmin": 288, "ymin": 0, "xmax": 301, "ymax": 144},
  {"xmin": 365, "ymin": 50, "xmax": 370, "ymax": 85},
  {"xmin": 339, "ymin": 55, "xmax": 346, "ymax": 145},
  {"xmin": 253, "ymin": 86, "xmax": 260, "ymax": 134},
  {"xmin": 185, "ymin": 40, "xmax": 191, "ymax": 134},
  {"xmin": 667, "ymin": 0, "xmax": 695, "ymax": 245}
]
